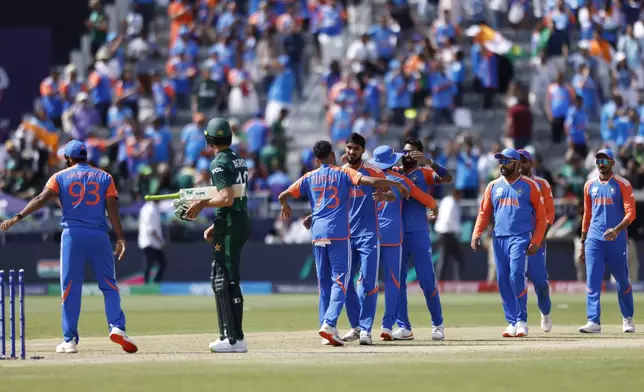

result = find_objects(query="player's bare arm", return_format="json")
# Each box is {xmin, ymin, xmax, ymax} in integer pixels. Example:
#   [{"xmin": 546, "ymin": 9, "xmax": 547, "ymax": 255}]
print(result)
[
  {"xmin": 0, "ymin": 187, "xmax": 58, "ymax": 231},
  {"xmin": 186, "ymin": 187, "xmax": 234, "ymax": 219},
  {"xmin": 407, "ymin": 150, "xmax": 453, "ymax": 183},
  {"xmin": 106, "ymin": 196, "xmax": 126, "ymax": 260},
  {"xmin": 358, "ymin": 176, "xmax": 410, "ymax": 199},
  {"xmin": 278, "ymin": 189, "xmax": 294, "ymax": 220}
]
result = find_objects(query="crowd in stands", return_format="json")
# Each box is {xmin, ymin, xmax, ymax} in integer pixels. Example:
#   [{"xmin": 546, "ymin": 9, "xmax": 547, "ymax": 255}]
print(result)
[{"xmin": 1, "ymin": 0, "xmax": 644, "ymax": 224}]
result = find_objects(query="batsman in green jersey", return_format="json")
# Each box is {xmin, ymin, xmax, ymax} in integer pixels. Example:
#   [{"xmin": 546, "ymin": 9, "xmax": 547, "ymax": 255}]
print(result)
[{"xmin": 181, "ymin": 117, "xmax": 250, "ymax": 353}]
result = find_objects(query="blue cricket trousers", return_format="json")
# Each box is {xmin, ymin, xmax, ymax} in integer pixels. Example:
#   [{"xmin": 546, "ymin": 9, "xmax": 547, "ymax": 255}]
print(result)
[
  {"xmin": 493, "ymin": 234, "xmax": 530, "ymax": 325},
  {"xmin": 380, "ymin": 244, "xmax": 402, "ymax": 330},
  {"xmin": 527, "ymin": 242, "xmax": 551, "ymax": 316},
  {"xmin": 345, "ymin": 235, "xmax": 380, "ymax": 332},
  {"xmin": 61, "ymin": 228, "xmax": 126, "ymax": 343},
  {"xmin": 314, "ymin": 239, "xmax": 351, "ymax": 328},
  {"xmin": 397, "ymin": 231, "xmax": 443, "ymax": 329},
  {"xmin": 584, "ymin": 238, "xmax": 634, "ymax": 324}
]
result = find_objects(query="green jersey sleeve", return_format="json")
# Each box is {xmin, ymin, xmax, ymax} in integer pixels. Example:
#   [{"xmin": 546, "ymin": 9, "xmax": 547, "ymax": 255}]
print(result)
[{"xmin": 210, "ymin": 161, "xmax": 236, "ymax": 191}]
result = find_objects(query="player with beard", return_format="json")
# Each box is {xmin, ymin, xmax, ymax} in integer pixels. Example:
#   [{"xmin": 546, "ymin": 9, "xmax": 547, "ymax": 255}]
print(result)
[
  {"xmin": 517, "ymin": 149, "xmax": 555, "ymax": 332},
  {"xmin": 472, "ymin": 148, "xmax": 546, "ymax": 338},
  {"xmin": 393, "ymin": 138, "xmax": 453, "ymax": 341},
  {"xmin": 578, "ymin": 149, "xmax": 636, "ymax": 334}
]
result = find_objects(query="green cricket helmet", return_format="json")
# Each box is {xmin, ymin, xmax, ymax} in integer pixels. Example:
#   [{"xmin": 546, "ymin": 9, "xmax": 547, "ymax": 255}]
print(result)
[{"xmin": 204, "ymin": 117, "xmax": 233, "ymax": 146}]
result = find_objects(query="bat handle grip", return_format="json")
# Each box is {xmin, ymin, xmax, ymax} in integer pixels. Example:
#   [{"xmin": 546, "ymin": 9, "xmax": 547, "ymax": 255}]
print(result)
[{"xmin": 144, "ymin": 193, "xmax": 180, "ymax": 201}]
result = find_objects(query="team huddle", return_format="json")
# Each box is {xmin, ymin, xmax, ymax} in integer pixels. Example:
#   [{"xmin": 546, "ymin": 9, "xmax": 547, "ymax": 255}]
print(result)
[
  {"xmin": 280, "ymin": 136, "xmax": 637, "ymax": 346},
  {"xmin": 0, "ymin": 117, "xmax": 636, "ymax": 354}
]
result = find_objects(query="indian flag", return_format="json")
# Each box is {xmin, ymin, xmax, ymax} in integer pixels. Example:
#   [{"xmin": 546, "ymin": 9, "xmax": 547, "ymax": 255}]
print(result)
[{"xmin": 465, "ymin": 25, "xmax": 526, "ymax": 62}]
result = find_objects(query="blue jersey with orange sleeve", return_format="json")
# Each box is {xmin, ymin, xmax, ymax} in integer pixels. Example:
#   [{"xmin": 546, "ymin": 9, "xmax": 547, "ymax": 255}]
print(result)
[
  {"xmin": 533, "ymin": 176, "xmax": 555, "ymax": 225},
  {"xmin": 398, "ymin": 167, "xmax": 439, "ymax": 233},
  {"xmin": 286, "ymin": 164, "xmax": 363, "ymax": 242},
  {"xmin": 45, "ymin": 163, "xmax": 118, "ymax": 232},
  {"xmin": 345, "ymin": 162, "xmax": 385, "ymax": 238},
  {"xmin": 473, "ymin": 175, "xmax": 547, "ymax": 245},
  {"xmin": 582, "ymin": 175, "xmax": 636, "ymax": 242},
  {"xmin": 378, "ymin": 170, "xmax": 437, "ymax": 246}
]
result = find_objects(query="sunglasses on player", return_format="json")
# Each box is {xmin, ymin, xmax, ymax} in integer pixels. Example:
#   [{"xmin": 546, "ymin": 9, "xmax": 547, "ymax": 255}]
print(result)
[
  {"xmin": 498, "ymin": 158, "xmax": 515, "ymax": 165},
  {"xmin": 596, "ymin": 159, "xmax": 612, "ymax": 166}
]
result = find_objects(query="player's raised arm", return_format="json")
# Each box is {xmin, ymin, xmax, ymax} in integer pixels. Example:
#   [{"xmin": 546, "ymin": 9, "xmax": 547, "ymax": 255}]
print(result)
[
  {"xmin": 0, "ymin": 175, "xmax": 59, "ymax": 231},
  {"xmin": 105, "ymin": 176, "xmax": 126, "ymax": 260},
  {"xmin": 407, "ymin": 151, "xmax": 453, "ymax": 183},
  {"xmin": 471, "ymin": 182, "xmax": 493, "ymax": 250},
  {"xmin": 528, "ymin": 180, "xmax": 547, "ymax": 249},
  {"xmin": 340, "ymin": 166, "xmax": 410, "ymax": 199}
]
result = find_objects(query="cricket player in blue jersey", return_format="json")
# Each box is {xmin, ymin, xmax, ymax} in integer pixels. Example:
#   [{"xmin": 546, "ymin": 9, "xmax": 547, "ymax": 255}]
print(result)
[
  {"xmin": 278, "ymin": 141, "xmax": 410, "ymax": 346},
  {"xmin": 518, "ymin": 149, "xmax": 555, "ymax": 332},
  {"xmin": 338, "ymin": 133, "xmax": 387, "ymax": 345},
  {"xmin": 579, "ymin": 149, "xmax": 636, "ymax": 334},
  {"xmin": 1, "ymin": 140, "xmax": 137, "ymax": 354},
  {"xmin": 394, "ymin": 138, "xmax": 453, "ymax": 341},
  {"xmin": 472, "ymin": 148, "xmax": 546, "ymax": 338},
  {"xmin": 367, "ymin": 145, "xmax": 438, "ymax": 341}
]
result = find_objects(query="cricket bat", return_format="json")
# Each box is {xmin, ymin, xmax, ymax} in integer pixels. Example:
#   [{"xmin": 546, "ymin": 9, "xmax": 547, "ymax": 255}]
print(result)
[
  {"xmin": 144, "ymin": 185, "xmax": 246, "ymax": 201},
  {"xmin": 144, "ymin": 187, "xmax": 220, "ymax": 202}
]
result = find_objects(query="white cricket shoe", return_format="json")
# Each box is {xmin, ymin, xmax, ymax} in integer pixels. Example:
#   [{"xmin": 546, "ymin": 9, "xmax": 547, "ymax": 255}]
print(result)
[
  {"xmin": 232, "ymin": 339, "xmax": 248, "ymax": 353},
  {"xmin": 341, "ymin": 328, "xmax": 361, "ymax": 342},
  {"xmin": 623, "ymin": 317, "xmax": 635, "ymax": 333},
  {"xmin": 541, "ymin": 314, "xmax": 552, "ymax": 332},
  {"xmin": 502, "ymin": 324, "xmax": 517, "ymax": 338},
  {"xmin": 209, "ymin": 338, "xmax": 235, "ymax": 353},
  {"xmin": 109, "ymin": 327, "xmax": 138, "ymax": 353},
  {"xmin": 319, "ymin": 323, "xmax": 344, "ymax": 346},
  {"xmin": 55, "ymin": 340, "xmax": 78, "ymax": 353},
  {"xmin": 380, "ymin": 328, "xmax": 393, "ymax": 341},
  {"xmin": 516, "ymin": 321, "xmax": 529, "ymax": 337},
  {"xmin": 579, "ymin": 321, "xmax": 602, "ymax": 334},
  {"xmin": 359, "ymin": 330, "xmax": 373, "ymax": 345},
  {"xmin": 392, "ymin": 327, "xmax": 414, "ymax": 340},
  {"xmin": 432, "ymin": 325, "xmax": 445, "ymax": 341}
]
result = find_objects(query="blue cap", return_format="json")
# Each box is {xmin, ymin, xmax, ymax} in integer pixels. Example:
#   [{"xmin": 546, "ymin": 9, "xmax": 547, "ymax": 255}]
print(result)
[
  {"xmin": 595, "ymin": 148, "xmax": 615, "ymax": 160},
  {"xmin": 64, "ymin": 140, "xmax": 88, "ymax": 159},
  {"xmin": 494, "ymin": 148, "xmax": 521, "ymax": 161},
  {"xmin": 368, "ymin": 145, "xmax": 403, "ymax": 170},
  {"xmin": 277, "ymin": 55, "xmax": 289, "ymax": 66},
  {"xmin": 179, "ymin": 26, "xmax": 190, "ymax": 36},
  {"xmin": 517, "ymin": 149, "xmax": 533, "ymax": 162}
]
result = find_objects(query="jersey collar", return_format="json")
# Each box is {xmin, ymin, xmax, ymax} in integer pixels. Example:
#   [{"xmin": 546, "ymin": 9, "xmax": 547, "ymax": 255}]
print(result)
[
  {"xmin": 598, "ymin": 173, "xmax": 614, "ymax": 185},
  {"xmin": 501, "ymin": 174, "xmax": 522, "ymax": 186}
]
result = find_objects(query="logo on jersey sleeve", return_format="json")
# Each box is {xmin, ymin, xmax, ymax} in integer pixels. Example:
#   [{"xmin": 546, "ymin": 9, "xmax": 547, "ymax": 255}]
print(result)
[
  {"xmin": 591, "ymin": 186, "xmax": 598, "ymax": 196},
  {"xmin": 495, "ymin": 187, "xmax": 504, "ymax": 198}
]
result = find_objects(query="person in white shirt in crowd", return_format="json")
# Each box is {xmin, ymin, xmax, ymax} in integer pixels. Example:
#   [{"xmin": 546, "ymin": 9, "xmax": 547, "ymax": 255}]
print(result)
[
  {"xmin": 346, "ymin": 33, "xmax": 377, "ymax": 75},
  {"xmin": 434, "ymin": 189, "xmax": 465, "ymax": 280},
  {"xmin": 138, "ymin": 198, "xmax": 167, "ymax": 283}
]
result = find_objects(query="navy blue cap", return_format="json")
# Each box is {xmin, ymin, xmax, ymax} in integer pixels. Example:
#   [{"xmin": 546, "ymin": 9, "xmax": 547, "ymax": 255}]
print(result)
[
  {"xmin": 517, "ymin": 149, "xmax": 533, "ymax": 162},
  {"xmin": 64, "ymin": 140, "xmax": 88, "ymax": 159},
  {"xmin": 368, "ymin": 145, "xmax": 403, "ymax": 170},
  {"xmin": 494, "ymin": 148, "xmax": 521, "ymax": 161},
  {"xmin": 595, "ymin": 148, "xmax": 615, "ymax": 160}
]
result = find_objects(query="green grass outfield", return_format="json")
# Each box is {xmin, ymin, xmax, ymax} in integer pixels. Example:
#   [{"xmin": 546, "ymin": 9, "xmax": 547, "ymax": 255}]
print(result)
[{"xmin": 2, "ymin": 293, "xmax": 644, "ymax": 392}]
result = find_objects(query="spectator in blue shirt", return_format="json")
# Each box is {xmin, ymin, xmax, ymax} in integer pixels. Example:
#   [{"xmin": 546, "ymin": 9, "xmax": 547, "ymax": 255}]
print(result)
[
  {"xmin": 146, "ymin": 116, "xmax": 173, "ymax": 165},
  {"xmin": 565, "ymin": 95, "xmax": 589, "ymax": 158},
  {"xmin": 430, "ymin": 62, "xmax": 455, "ymax": 128},
  {"xmin": 282, "ymin": 23, "xmax": 306, "ymax": 99},
  {"xmin": 447, "ymin": 51, "xmax": 466, "ymax": 107},
  {"xmin": 266, "ymin": 163, "xmax": 291, "ymax": 201},
  {"xmin": 172, "ymin": 26, "xmax": 200, "ymax": 65},
  {"xmin": 454, "ymin": 138, "xmax": 480, "ymax": 199},
  {"xmin": 477, "ymin": 47, "xmax": 499, "ymax": 109},
  {"xmin": 384, "ymin": 59, "xmax": 411, "ymax": 126},
  {"xmin": 265, "ymin": 55, "xmax": 296, "ymax": 125},
  {"xmin": 243, "ymin": 113, "xmax": 271, "ymax": 159},
  {"xmin": 180, "ymin": 112, "xmax": 207, "ymax": 166},
  {"xmin": 571, "ymin": 64, "xmax": 599, "ymax": 121},
  {"xmin": 369, "ymin": 15, "xmax": 398, "ymax": 71},
  {"xmin": 601, "ymin": 93, "xmax": 623, "ymax": 142}
]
